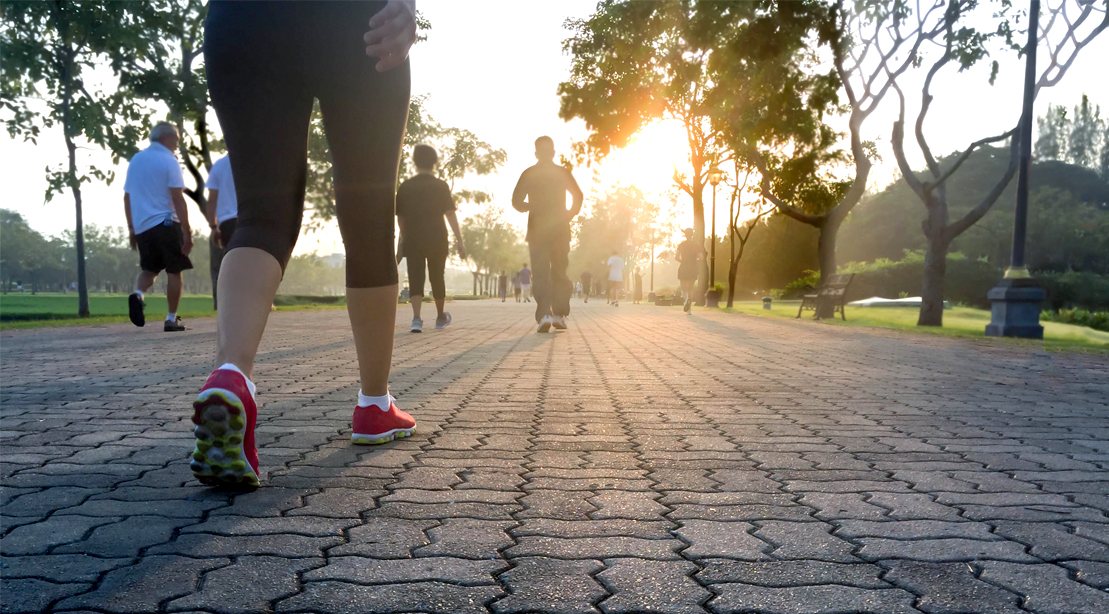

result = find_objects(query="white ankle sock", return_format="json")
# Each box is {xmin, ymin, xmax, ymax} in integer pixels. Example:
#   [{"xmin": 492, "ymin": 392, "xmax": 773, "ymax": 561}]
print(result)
[
  {"xmin": 166, "ymin": 312, "xmax": 176, "ymax": 322},
  {"xmin": 134, "ymin": 290, "xmax": 144, "ymax": 298},
  {"xmin": 217, "ymin": 362, "xmax": 257, "ymax": 399},
  {"xmin": 359, "ymin": 390, "xmax": 393, "ymax": 410}
]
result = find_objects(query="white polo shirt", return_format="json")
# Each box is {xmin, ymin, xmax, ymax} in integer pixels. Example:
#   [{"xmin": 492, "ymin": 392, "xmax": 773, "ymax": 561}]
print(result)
[
  {"xmin": 205, "ymin": 156, "xmax": 239, "ymax": 224},
  {"xmin": 124, "ymin": 142, "xmax": 186, "ymax": 234}
]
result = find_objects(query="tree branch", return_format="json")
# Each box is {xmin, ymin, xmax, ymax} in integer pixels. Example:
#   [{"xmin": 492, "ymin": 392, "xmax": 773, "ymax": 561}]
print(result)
[{"xmin": 943, "ymin": 132, "xmax": 1020, "ymax": 241}]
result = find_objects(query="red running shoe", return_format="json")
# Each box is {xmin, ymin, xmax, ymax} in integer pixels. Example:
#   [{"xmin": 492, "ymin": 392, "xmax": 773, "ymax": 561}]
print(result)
[
  {"xmin": 191, "ymin": 369, "xmax": 259, "ymax": 488},
  {"xmin": 351, "ymin": 398, "xmax": 415, "ymax": 445}
]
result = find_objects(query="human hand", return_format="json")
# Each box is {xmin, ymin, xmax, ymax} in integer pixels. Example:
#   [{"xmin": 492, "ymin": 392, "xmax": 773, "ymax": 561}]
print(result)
[
  {"xmin": 364, "ymin": 0, "xmax": 417, "ymax": 72},
  {"xmin": 211, "ymin": 227, "xmax": 223, "ymax": 249},
  {"xmin": 181, "ymin": 227, "xmax": 193, "ymax": 256},
  {"xmin": 129, "ymin": 232, "xmax": 137, "ymax": 251},
  {"xmin": 457, "ymin": 241, "xmax": 467, "ymax": 260}
]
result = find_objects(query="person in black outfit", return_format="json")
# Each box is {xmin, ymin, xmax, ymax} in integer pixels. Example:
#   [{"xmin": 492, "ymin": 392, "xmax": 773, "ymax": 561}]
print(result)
[
  {"xmin": 676, "ymin": 227, "xmax": 703, "ymax": 313},
  {"xmin": 396, "ymin": 144, "xmax": 466, "ymax": 332},
  {"xmin": 512, "ymin": 137, "xmax": 584, "ymax": 333},
  {"xmin": 580, "ymin": 270, "xmax": 592, "ymax": 303}
]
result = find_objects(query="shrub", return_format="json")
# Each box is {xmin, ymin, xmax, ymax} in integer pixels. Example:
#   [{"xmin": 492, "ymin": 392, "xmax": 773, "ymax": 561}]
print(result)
[
  {"xmin": 1043, "ymin": 308, "xmax": 1109, "ymax": 332},
  {"xmin": 774, "ymin": 251, "xmax": 1109, "ymax": 311}
]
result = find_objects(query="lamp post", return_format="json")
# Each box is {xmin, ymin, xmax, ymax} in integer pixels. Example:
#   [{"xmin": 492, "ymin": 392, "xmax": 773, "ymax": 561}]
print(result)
[
  {"xmin": 986, "ymin": 0, "xmax": 1044, "ymax": 339},
  {"xmin": 707, "ymin": 168, "xmax": 724, "ymax": 307}
]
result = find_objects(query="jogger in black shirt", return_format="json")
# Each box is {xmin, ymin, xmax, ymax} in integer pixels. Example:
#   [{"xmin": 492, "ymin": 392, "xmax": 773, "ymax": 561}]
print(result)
[{"xmin": 512, "ymin": 136, "xmax": 583, "ymax": 333}]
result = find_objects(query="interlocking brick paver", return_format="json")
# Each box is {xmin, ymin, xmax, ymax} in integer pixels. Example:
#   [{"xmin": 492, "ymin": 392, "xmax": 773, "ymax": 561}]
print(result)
[
  {"xmin": 4, "ymin": 301, "xmax": 1108, "ymax": 613},
  {"xmin": 880, "ymin": 560, "xmax": 1025, "ymax": 614},
  {"xmin": 491, "ymin": 557, "xmax": 606, "ymax": 614},
  {"xmin": 54, "ymin": 555, "xmax": 229, "ymax": 613},
  {"xmin": 707, "ymin": 583, "xmax": 918, "ymax": 614},
  {"xmin": 597, "ymin": 558, "xmax": 710, "ymax": 614},
  {"xmin": 980, "ymin": 561, "xmax": 1109, "ymax": 614}
]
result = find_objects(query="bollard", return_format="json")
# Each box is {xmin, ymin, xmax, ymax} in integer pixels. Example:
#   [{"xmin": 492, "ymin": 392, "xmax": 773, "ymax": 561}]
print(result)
[{"xmin": 762, "ymin": 297, "xmax": 772, "ymax": 310}]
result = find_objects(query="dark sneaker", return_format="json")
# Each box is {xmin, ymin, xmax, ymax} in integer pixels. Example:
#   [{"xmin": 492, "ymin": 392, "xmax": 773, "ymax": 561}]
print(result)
[
  {"xmin": 435, "ymin": 312, "xmax": 452, "ymax": 330},
  {"xmin": 191, "ymin": 369, "xmax": 259, "ymax": 488},
  {"xmin": 352, "ymin": 398, "xmax": 416, "ymax": 445},
  {"xmin": 128, "ymin": 292, "xmax": 145, "ymax": 327},
  {"xmin": 165, "ymin": 317, "xmax": 187, "ymax": 332}
]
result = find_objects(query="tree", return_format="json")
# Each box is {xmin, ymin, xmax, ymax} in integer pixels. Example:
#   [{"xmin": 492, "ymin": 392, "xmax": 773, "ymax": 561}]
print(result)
[
  {"xmin": 2, "ymin": 2, "xmax": 151, "ymax": 316},
  {"xmin": 559, "ymin": 1, "xmax": 729, "ymax": 302},
  {"xmin": 889, "ymin": 0, "xmax": 1107, "ymax": 326},
  {"xmin": 1101, "ymin": 121, "xmax": 1109, "ymax": 180},
  {"xmin": 1035, "ymin": 103, "xmax": 1069, "ymax": 161},
  {"xmin": 570, "ymin": 185, "xmax": 659, "ymax": 283},
  {"xmin": 702, "ymin": 0, "xmax": 944, "ymax": 317},
  {"xmin": 1067, "ymin": 93, "xmax": 1103, "ymax": 168},
  {"xmin": 723, "ymin": 165, "xmax": 775, "ymax": 308},
  {"xmin": 122, "ymin": 0, "xmax": 222, "ymax": 304},
  {"xmin": 460, "ymin": 207, "xmax": 525, "ymax": 295}
]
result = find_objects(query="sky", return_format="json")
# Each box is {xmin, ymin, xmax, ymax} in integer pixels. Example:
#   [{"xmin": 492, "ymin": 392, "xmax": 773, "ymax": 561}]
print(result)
[{"xmin": 3, "ymin": 0, "xmax": 1107, "ymax": 257}]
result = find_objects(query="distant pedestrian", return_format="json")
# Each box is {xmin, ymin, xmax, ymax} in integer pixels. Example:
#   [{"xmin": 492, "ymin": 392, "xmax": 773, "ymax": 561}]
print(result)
[
  {"xmin": 124, "ymin": 121, "xmax": 193, "ymax": 332},
  {"xmin": 676, "ymin": 228, "xmax": 703, "ymax": 313},
  {"xmin": 633, "ymin": 267, "xmax": 643, "ymax": 304},
  {"xmin": 513, "ymin": 271, "xmax": 522, "ymax": 302},
  {"xmin": 512, "ymin": 136, "xmax": 583, "ymax": 332},
  {"xmin": 206, "ymin": 155, "xmax": 239, "ymax": 250},
  {"xmin": 397, "ymin": 145, "xmax": 467, "ymax": 333},
  {"xmin": 606, "ymin": 251, "xmax": 625, "ymax": 307},
  {"xmin": 498, "ymin": 271, "xmax": 509, "ymax": 302},
  {"xmin": 580, "ymin": 270, "xmax": 592, "ymax": 303},
  {"xmin": 518, "ymin": 263, "xmax": 532, "ymax": 303}
]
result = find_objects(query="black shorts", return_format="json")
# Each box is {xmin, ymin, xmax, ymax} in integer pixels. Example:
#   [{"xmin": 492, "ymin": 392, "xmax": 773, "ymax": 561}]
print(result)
[
  {"xmin": 218, "ymin": 217, "xmax": 238, "ymax": 246},
  {"xmin": 137, "ymin": 222, "xmax": 193, "ymax": 275}
]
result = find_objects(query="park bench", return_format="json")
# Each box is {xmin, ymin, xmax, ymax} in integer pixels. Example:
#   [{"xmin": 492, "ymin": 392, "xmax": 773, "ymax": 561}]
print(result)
[{"xmin": 796, "ymin": 273, "xmax": 854, "ymax": 320}]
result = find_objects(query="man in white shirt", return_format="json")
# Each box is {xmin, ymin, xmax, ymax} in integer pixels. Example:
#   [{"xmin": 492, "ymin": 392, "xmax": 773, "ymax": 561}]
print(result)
[
  {"xmin": 123, "ymin": 122, "xmax": 193, "ymax": 331},
  {"xmin": 607, "ymin": 251, "xmax": 625, "ymax": 307},
  {"xmin": 205, "ymin": 155, "xmax": 239, "ymax": 249}
]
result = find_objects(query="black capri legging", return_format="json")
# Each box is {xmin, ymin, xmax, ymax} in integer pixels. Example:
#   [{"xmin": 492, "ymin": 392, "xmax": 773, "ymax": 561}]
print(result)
[
  {"xmin": 406, "ymin": 248, "xmax": 447, "ymax": 302},
  {"xmin": 205, "ymin": 1, "xmax": 410, "ymax": 288}
]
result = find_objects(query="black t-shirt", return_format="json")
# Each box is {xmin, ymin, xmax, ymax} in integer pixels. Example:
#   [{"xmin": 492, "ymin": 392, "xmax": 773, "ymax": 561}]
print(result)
[
  {"xmin": 512, "ymin": 162, "xmax": 582, "ymax": 240},
  {"xmin": 396, "ymin": 174, "xmax": 455, "ymax": 252}
]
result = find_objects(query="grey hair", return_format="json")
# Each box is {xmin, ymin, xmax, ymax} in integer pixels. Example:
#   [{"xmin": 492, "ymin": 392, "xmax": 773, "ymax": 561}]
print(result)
[{"xmin": 149, "ymin": 122, "xmax": 178, "ymax": 143}]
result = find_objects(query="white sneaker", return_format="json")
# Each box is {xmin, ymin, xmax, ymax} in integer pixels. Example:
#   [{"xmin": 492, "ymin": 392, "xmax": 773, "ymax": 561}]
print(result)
[
  {"xmin": 411, "ymin": 317, "xmax": 423, "ymax": 333},
  {"xmin": 435, "ymin": 312, "xmax": 452, "ymax": 330},
  {"xmin": 537, "ymin": 315, "xmax": 553, "ymax": 333},
  {"xmin": 552, "ymin": 315, "xmax": 567, "ymax": 330}
]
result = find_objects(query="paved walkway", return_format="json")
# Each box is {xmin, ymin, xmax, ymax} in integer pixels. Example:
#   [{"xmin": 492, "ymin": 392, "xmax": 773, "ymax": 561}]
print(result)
[{"xmin": 2, "ymin": 300, "xmax": 1109, "ymax": 614}]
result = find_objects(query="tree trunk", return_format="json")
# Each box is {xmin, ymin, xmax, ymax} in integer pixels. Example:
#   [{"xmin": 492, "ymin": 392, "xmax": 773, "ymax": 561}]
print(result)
[
  {"xmin": 692, "ymin": 193, "xmax": 708, "ymax": 305},
  {"xmin": 471, "ymin": 272, "xmax": 478, "ymax": 296},
  {"xmin": 66, "ymin": 135, "xmax": 90, "ymax": 317},
  {"xmin": 918, "ymin": 236, "xmax": 948, "ymax": 327},
  {"xmin": 814, "ymin": 219, "xmax": 838, "ymax": 319}
]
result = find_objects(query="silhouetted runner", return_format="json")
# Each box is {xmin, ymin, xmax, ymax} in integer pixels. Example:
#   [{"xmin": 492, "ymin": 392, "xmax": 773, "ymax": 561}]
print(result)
[
  {"xmin": 580, "ymin": 270, "xmax": 592, "ymax": 303},
  {"xmin": 396, "ymin": 145, "xmax": 466, "ymax": 333},
  {"xmin": 676, "ymin": 228, "xmax": 703, "ymax": 313},
  {"xmin": 512, "ymin": 136, "xmax": 583, "ymax": 333}
]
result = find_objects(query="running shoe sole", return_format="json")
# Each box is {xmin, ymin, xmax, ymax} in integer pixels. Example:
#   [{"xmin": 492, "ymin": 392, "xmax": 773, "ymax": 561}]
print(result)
[
  {"xmin": 537, "ymin": 320, "xmax": 552, "ymax": 333},
  {"xmin": 128, "ymin": 294, "xmax": 144, "ymax": 327},
  {"xmin": 190, "ymin": 388, "xmax": 259, "ymax": 488},
  {"xmin": 351, "ymin": 427, "xmax": 414, "ymax": 445}
]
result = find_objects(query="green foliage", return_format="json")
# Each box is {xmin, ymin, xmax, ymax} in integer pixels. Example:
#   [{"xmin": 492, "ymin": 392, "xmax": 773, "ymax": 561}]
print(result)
[
  {"xmin": 460, "ymin": 207, "xmax": 526, "ymax": 281},
  {"xmin": 1036, "ymin": 271, "xmax": 1109, "ymax": 312},
  {"xmin": 1068, "ymin": 94, "xmax": 1104, "ymax": 170},
  {"xmin": 1043, "ymin": 309, "xmax": 1109, "ymax": 333},
  {"xmin": 840, "ymin": 151, "xmax": 1109, "ymax": 272}
]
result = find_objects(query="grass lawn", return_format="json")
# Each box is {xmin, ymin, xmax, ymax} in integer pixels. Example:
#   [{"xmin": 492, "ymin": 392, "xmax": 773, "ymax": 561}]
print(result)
[
  {"xmin": 0, "ymin": 293, "xmax": 346, "ymax": 330},
  {"xmin": 720, "ymin": 301, "xmax": 1109, "ymax": 351}
]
